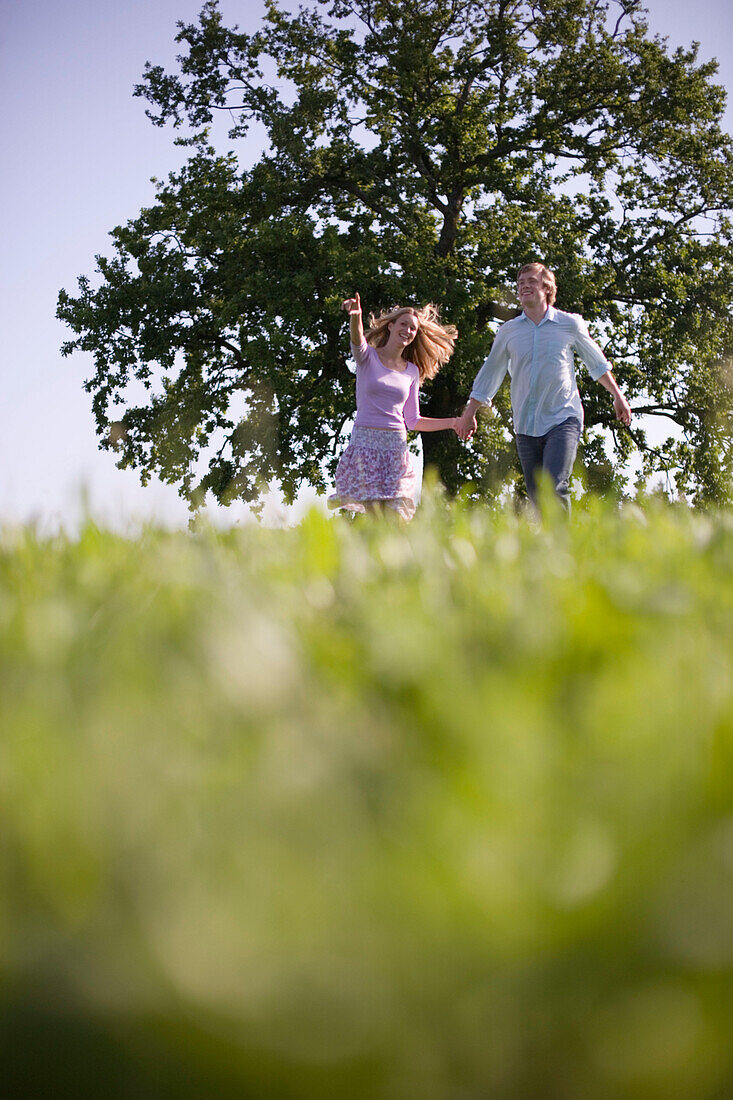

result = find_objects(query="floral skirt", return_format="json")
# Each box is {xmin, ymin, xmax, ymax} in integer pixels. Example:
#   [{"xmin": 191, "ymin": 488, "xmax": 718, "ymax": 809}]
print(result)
[{"xmin": 328, "ymin": 426, "xmax": 417, "ymax": 522}]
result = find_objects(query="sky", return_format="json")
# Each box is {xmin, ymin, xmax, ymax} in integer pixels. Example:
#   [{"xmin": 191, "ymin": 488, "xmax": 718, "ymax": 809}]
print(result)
[{"xmin": 1, "ymin": 0, "xmax": 732, "ymax": 532}]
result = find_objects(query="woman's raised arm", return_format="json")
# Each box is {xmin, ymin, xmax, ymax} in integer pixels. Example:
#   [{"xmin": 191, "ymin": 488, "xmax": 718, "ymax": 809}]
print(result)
[{"xmin": 341, "ymin": 292, "xmax": 364, "ymax": 346}]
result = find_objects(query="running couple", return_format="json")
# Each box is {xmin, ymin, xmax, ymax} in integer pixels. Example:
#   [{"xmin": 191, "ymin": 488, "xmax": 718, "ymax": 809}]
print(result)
[{"xmin": 328, "ymin": 263, "xmax": 632, "ymax": 521}]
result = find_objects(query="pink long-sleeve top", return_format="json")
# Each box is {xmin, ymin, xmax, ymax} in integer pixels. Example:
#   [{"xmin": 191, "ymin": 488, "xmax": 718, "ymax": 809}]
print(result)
[{"xmin": 351, "ymin": 341, "xmax": 421, "ymax": 432}]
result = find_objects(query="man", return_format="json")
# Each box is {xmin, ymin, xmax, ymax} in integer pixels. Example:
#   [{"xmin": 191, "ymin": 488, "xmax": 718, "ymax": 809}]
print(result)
[{"xmin": 457, "ymin": 263, "xmax": 632, "ymax": 508}]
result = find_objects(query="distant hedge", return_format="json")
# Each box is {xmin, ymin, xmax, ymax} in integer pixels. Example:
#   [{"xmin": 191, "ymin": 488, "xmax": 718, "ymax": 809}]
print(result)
[{"xmin": 1, "ymin": 494, "xmax": 732, "ymax": 1098}]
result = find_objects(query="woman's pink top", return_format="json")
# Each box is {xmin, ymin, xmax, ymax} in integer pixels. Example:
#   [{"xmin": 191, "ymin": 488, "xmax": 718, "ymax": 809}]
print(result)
[{"xmin": 351, "ymin": 341, "xmax": 420, "ymax": 431}]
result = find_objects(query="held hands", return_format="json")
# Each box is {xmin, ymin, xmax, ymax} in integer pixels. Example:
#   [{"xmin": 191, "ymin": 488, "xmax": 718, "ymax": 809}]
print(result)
[
  {"xmin": 342, "ymin": 292, "xmax": 361, "ymax": 316},
  {"xmin": 455, "ymin": 410, "xmax": 477, "ymax": 441}
]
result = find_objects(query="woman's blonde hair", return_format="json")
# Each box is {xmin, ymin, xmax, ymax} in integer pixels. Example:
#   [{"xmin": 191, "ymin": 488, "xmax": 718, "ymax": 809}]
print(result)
[
  {"xmin": 517, "ymin": 262, "xmax": 557, "ymax": 305},
  {"xmin": 364, "ymin": 303, "xmax": 457, "ymax": 383}
]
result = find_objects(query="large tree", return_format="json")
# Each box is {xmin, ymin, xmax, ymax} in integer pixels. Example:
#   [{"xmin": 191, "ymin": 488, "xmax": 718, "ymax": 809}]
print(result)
[{"xmin": 58, "ymin": 0, "xmax": 733, "ymax": 507}]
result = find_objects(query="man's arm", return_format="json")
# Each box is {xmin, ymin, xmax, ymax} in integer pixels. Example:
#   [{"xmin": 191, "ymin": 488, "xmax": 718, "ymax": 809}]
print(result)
[
  {"xmin": 570, "ymin": 315, "xmax": 632, "ymax": 427},
  {"xmin": 597, "ymin": 370, "xmax": 632, "ymax": 426},
  {"xmin": 456, "ymin": 330, "xmax": 509, "ymax": 441}
]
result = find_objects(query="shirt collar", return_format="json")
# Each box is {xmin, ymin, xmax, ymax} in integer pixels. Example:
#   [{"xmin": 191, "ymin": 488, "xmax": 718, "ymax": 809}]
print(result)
[{"xmin": 520, "ymin": 305, "xmax": 557, "ymax": 325}]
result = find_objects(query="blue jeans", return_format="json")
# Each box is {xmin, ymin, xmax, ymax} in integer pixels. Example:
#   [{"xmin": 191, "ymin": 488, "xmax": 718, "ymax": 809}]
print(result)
[{"xmin": 515, "ymin": 416, "xmax": 582, "ymax": 510}]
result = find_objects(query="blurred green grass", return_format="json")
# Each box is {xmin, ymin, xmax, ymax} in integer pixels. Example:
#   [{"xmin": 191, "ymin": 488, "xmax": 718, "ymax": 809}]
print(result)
[{"xmin": 1, "ymin": 492, "xmax": 732, "ymax": 1098}]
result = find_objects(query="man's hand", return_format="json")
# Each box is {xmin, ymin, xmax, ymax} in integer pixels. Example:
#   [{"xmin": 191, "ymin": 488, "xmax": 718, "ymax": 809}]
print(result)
[
  {"xmin": 613, "ymin": 393, "xmax": 632, "ymax": 427},
  {"xmin": 597, "ymin": 370, "xmax": 632, "ymax": 427}
]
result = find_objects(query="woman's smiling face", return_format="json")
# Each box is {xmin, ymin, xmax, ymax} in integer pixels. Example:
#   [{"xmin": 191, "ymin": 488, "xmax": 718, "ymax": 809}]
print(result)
[{"xmin": 388, "ymin": 310, "xmax": 420, "ymax": 345}]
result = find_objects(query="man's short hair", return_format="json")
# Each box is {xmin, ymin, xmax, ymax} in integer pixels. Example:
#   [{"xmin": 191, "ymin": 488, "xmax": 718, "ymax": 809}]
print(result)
[{"xmin": 517, "ymin": 262, "xmax": 557, "ymax": 306}]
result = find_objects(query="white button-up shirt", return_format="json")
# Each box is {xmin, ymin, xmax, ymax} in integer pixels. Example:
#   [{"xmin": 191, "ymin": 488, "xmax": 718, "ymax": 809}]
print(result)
[{"xmin": 470, "ymin": 307, "xmax": 611, "ymax": 437}]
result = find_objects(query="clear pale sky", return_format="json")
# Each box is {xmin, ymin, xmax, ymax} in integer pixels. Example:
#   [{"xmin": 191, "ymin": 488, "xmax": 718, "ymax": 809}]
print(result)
[{"xmin": 1, "ymin": 0, "xmax": 731, "ymax": 531}]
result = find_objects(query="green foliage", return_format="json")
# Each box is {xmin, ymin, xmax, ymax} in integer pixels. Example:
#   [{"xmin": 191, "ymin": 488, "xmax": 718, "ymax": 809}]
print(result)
[
  {"xmin": 58, "ymin": 0, "xmax": 733, "ymax": 507},
  {"xmin": 2, "ymin": 496, "xmax": 733, "ymax": 1097}
]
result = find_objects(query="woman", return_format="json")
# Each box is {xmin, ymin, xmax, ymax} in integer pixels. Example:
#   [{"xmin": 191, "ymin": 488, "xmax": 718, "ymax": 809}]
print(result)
[{"xmin": 329, "ymin": 292, "xmax": 458, "ymax": 521}]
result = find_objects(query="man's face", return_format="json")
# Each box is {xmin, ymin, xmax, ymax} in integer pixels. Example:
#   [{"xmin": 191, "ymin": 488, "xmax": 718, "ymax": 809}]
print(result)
[{"xmin": 517, "ymin": 271, "xmax": 548, "ymax": 310}]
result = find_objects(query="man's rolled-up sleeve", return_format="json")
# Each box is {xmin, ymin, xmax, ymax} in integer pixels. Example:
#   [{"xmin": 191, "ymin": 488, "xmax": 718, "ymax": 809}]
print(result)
[{"xmin": 571, "ymin": 315, "xmax": 612, "ymax": 381}]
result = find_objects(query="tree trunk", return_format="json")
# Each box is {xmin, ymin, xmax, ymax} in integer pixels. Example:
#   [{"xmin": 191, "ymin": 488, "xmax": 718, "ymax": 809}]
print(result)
[{"xmin": 435, "ymin": 188, "xmax": 464, "ymax": 258}]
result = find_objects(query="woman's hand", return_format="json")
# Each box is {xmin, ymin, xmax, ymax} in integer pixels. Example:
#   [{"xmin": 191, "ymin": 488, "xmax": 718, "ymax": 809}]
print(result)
[
  {"xmin": 342, "ymin": 292, "xmax": 364, "ymax": 346},
  {"xmin": 342, "ymin": 292, "xmax": 361, "ymax": 315}
]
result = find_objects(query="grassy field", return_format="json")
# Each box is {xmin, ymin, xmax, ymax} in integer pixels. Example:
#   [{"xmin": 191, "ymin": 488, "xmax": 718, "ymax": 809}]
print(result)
[{"xmin": 1, "ymin": 492, "xmax": 732, "ymax": 1098}]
